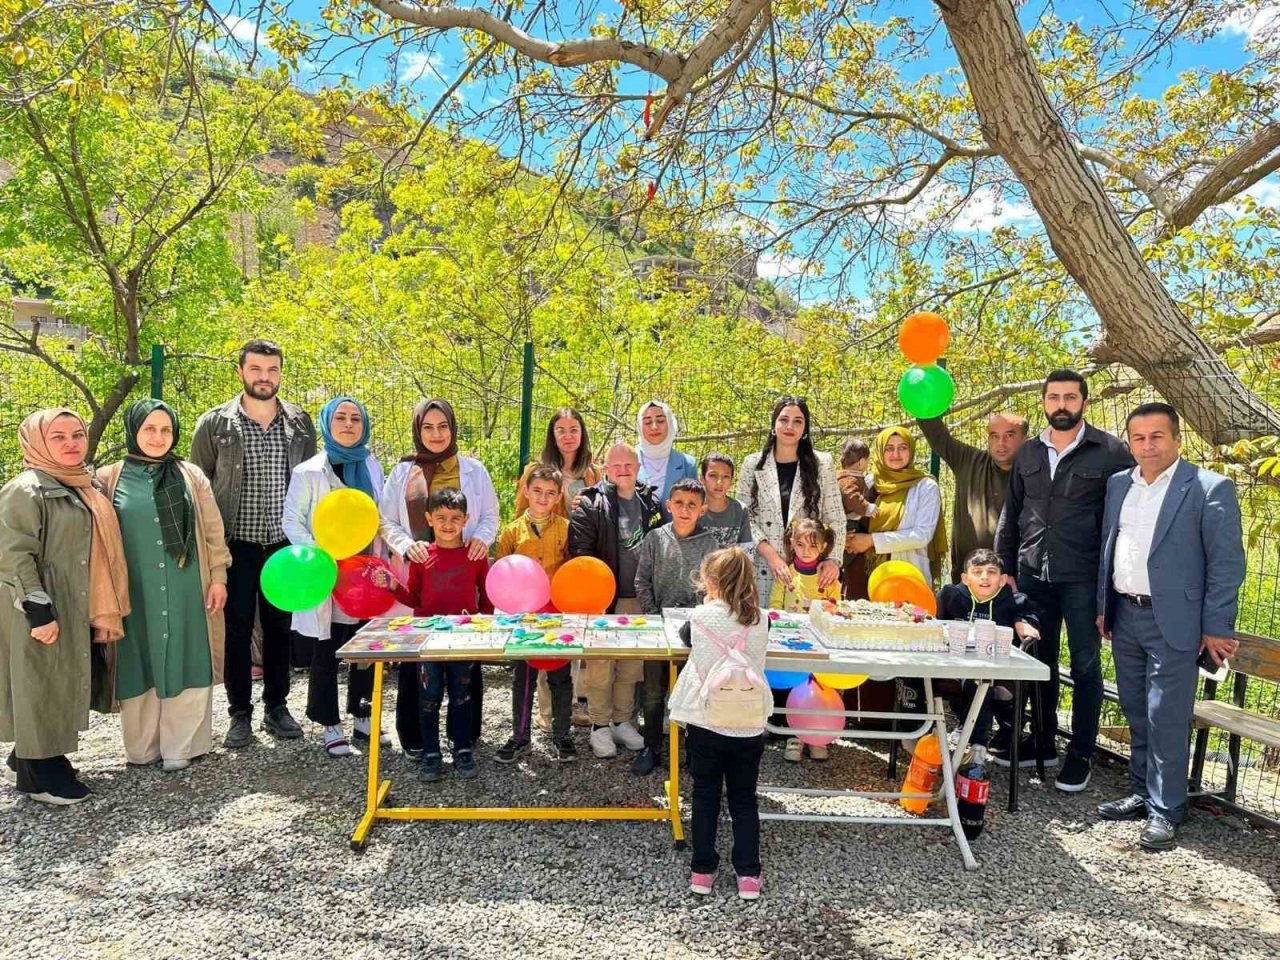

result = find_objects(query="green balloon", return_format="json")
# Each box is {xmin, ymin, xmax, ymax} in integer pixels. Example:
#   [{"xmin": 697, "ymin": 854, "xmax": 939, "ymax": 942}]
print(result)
[
  {"xmin": 261, "ymin": 544, "xmax": 339, "ymax": 612},
  {"xmin": 898, "ymin": 364, "xmax": 955, "ymax": 419}
]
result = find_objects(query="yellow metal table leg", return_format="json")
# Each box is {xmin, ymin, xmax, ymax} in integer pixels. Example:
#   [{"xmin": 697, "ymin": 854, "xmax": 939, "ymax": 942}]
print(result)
[
  {"xmin": 351, "ymin": 661, "xmax": 390, "ymax": 851},
  {"xmin": 666, "ymin": 660, "xmax": 686, "ymax": 848}
]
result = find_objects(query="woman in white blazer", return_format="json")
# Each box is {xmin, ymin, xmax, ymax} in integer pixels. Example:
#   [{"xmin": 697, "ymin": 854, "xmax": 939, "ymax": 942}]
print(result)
[
  {"xmin": 736, "ymin": 396, "xmax": 845, "ymax": 602},
  {"xmin": 282, "ymin": 396, "xmax": 386, "ymax": 757},
  {"xmin": 377, "ymin": 398, "xmax": 499, "ymax": 756}
]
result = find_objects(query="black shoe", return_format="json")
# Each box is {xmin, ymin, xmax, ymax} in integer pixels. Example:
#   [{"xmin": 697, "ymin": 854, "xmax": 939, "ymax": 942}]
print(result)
[
  {"xmin": 404, "ymin": 747, "xmax": 425, "ymax": 761},
  {"xmin": 1097, "ymin": 794, "xmax": 1148, "ymax": 821},
  {"xmin": 1054, "ymin": 752, "xmax": 1092, "ymax": 793},
  {"xmin": 1141, "ymin": 814, "xmax": 1177, "ymax": 855},
  {"xmin": 263, "ymin": 706, "xmax": 303, "ymax": 740},
  {"xmin": 630, "ymin": 745, "xmax": 659, "ymax": 776},
  {"xmin": 28, "ymin": 776, "xmax": 90, "ymax": 806},
  {"xmin": 495, "ymin": 738, "xmax": 531, "ymax": 764},
  {"xmin": 224, "ymin": 714, "xmax": 253, "ymax": 748},
  {"xmin": 991, "ymin": 736, "xmax": 1059, "ymax": 769},
  {"xmin": 3, "ymin": 751, "xmax": 15, "ymax": 786},
  {"xmin": 554, "ymin": 737, "xmax": 577, "ymax": 763},
  {"xmin": 1140, "ymin": 814, "xmax": 1178, "ymax": 851},
  {"xmin": 454, "ymin": 749, "xmax": 478, "ymax": 779},
  {"xmin": 988, "ymin": 726, "xmax": 1013, "ymax": 756},
  {"xmin": 419, "ymin": 752, "xmax": 444, "ymax": 782}
]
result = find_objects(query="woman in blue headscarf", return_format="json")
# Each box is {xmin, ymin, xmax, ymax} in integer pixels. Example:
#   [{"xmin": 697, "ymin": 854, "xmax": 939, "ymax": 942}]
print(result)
[{"xmin": 282, "ymin": 396, "xmax": 387, "ymax": 757}]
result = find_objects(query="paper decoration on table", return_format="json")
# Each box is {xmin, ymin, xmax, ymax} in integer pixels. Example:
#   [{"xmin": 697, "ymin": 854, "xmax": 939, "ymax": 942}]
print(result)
[
  {"xmin": 766, "ymin": 609, "xmax": 809, "ymax": 631},
  {"xmin": 767, "ymin": 627, "xmax": 830, "ymax": 660},
  {"xmin": 504, "ymin": 627, "xmax": 584, "ymax": 657},
  {"xmin": 336, "ymin": 631, "xmax": 428, "ymax": 660},
  {"xmin": 418, "ymin": 632, "xmax": 507, "ymax": 656},
  {"xmin": 584, "ymin": 615, "xmax": 670, "ymax": 656}
]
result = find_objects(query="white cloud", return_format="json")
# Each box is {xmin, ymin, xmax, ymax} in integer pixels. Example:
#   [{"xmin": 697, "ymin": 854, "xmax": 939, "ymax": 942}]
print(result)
[
  {"xmin": 757, "ymin": 253, "xmax": 810, "ymax": 279},
  {"xmin": 399, "ymin": 51, "xmax": 446, "ymax": 85},
  {"xmin": 1223, "ymin": 4, "xmax": 1280, "ymax": 42},
  {"xmin": 1222, "ymin": 176, "xmax": 1280, "ymax": 217},
  {"xmin": 222, "ymin": 14, "xmax": 260, "ymax": 45},
  {"xmin": 952, "ymin": 186, "xmax": 1039, "ymax": 232}
]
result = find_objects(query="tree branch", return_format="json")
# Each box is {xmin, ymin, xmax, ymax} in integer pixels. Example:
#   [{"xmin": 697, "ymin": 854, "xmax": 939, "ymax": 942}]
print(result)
[{"xmin": 1164, "ymin": 122, "xmax": 1280, "ymax": 235}]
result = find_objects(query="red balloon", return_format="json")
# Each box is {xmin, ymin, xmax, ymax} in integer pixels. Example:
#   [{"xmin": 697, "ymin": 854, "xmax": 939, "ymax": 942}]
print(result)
[
  {"xmin": 333, "ymin": 555, "xmax": 396, "ymax": 619},
  {"xmin": 528, "ymin": 658, "xmax": 570, "ymax": 671}
]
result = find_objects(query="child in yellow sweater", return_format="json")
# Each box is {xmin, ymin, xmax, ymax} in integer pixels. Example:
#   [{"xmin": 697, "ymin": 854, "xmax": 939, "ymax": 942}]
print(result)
[
  {"xmin": 495, "ymin": 464, "xmax": 576, "ymax": 764},
  {"xmin": 769, "ymin": 518, "xmax": 841, "ymax": 614}
]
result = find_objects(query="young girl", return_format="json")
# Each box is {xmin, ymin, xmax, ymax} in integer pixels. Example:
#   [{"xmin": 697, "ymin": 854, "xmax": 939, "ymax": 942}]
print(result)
[
  {"xmin": 668, "ymin": 547, "xmax": 770, "ymax": 900},
  {"xmin": 769, "ymin": 518, "xmax": 841, "ymax": 614}
]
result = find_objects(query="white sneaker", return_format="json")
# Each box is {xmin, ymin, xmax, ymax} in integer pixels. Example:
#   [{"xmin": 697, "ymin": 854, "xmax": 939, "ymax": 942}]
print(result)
[
  {"xmin": 611, "ymin": 720, "xmax": 645, "ymax": 751},
  {"xmin": 353, "ymin": 716, "xmax": 392, "ymax": 747},
  {"xmin": 160, "ymin": 758, "xmax": 190, "ymax": 772},
  {"xmin": 783, "ymin": 738, "xmax": 804, "ymax": 762},
  {"xmin": 590, "ymin": 726, "xmax": 618, "ymax": 758},
  {"xmin": 323, "ymin": 725, "xmax": 351, "ymax": 757},
  {"xmin": 808, "ymin": 743, "xmax": 829, "ymax": 761}
]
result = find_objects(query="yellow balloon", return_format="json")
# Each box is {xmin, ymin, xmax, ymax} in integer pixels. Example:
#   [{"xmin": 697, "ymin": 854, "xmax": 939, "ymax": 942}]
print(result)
[
  {"xmin": 814, "ymin": 672, "xmax": 868, "ymax": 691},
  {"xmin": 867, "ymin": 559, "xmax": 926, "ymax": 597},
  {"xmin": 313, "ymin": 488, "xmax": 380, "ymax": 560}
]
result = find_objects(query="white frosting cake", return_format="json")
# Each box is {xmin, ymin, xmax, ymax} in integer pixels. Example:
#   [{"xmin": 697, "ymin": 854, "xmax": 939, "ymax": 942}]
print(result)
[{"xmin": 808, "ymin": 599, "xmax": 946, "ymax": 652}]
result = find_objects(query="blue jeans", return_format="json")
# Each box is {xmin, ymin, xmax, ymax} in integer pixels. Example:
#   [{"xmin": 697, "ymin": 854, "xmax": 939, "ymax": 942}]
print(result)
[
  {"xmin": 418, "ymin": 661, "xmax": 474, "ymax": 755},
  {"xmin": 1018, "ymin": 575, "xmax": 1102, "ymax": 760}
]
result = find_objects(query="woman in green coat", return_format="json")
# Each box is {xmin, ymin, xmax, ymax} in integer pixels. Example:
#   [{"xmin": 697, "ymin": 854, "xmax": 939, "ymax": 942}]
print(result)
[
  {"xmin": 0, "ymin": 408, "xmax": 130, "ymax": 805},
  {"xmin": 97, "ymin": 400, "xmax": 230, "ymax": 772}
]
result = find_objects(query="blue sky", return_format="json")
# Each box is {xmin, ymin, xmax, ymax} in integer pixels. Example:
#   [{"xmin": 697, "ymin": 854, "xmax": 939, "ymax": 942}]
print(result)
[{"xmin": 212, "ymin": 1, "xmax": 1279, "ymax": 307}]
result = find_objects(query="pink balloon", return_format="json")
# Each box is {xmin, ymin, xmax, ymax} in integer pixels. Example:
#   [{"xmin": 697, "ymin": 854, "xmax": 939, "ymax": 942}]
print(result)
[
  {"xmin": 485, "ymin": 555, "xmax": 552, "ymax": 614},
  {"xmin": 785, "ymin": 680, "xmax": 846, "ymax": 747}
]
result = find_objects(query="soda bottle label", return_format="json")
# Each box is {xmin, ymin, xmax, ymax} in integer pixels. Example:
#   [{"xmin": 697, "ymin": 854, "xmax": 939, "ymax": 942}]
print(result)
[{"xmin": 957, "ymin": 773, "xmax": 990, "ymax": 804}]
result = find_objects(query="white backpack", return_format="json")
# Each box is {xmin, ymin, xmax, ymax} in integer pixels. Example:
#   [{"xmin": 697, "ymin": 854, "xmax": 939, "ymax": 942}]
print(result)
[{"xmin": 696, "ymin": 620, "xmax": 768, "ymax": 728}]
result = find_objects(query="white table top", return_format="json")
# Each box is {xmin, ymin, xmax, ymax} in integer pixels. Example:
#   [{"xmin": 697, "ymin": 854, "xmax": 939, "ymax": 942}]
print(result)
[{"xmin": 763, "ymin": 646, "xmax": 1049, "ymax": 682}]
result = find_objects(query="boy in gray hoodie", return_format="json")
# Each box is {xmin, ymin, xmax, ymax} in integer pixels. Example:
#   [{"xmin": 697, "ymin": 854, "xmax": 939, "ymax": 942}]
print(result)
[{"xmin": 633, "ymin": 478, "xmax": 720, "ymax": 775}]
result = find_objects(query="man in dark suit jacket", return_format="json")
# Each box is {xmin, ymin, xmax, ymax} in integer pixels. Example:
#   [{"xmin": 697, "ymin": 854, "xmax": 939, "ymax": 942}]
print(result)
[{"xmin": 1096, "ymin": 402, "xmax": 1245, "ymax": 851}]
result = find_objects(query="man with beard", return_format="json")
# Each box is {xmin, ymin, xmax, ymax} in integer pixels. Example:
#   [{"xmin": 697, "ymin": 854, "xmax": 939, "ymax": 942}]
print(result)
[
  {"xmin": 191, "ymin": 340, "xmax": 316, "ymax": 748},
  {"xmin": 994, "ymin": 369, "xmax": 1133, "ymax": 792}
]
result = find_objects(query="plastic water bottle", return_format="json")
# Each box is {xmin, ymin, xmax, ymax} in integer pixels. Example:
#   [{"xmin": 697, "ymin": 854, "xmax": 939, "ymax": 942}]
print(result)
[
  {"xmin": 956, "ymin": 747, "xmax": 991, "ymax": 840},
  {"xmin": 899, "ymin": 734, "xmax": 942, "ymax": 814}
]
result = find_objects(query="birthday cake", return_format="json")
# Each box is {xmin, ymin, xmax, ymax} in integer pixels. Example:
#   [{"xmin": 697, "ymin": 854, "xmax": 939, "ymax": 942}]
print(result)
[
  {"xmin": 583, "ymin": 614, "xmax": 669, "ymax": 654},
  {"xmin": 808, "ymin": 599, "xmax": 946, "ymax": 652},
  {"xmin": 504, "ymin": 626, "xmax": 584, "ymax": 657}
]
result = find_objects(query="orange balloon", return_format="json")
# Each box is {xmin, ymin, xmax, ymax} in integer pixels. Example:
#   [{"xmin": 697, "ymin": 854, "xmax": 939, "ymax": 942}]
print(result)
[
  {"xmin": 898, "ymin": 312, "xmax": 950, "ymax": 365},
  {"xmin": 869, "ymin": 574, "xmax": 938, "ymax": 617},
  {"xmin": 551, "ymin": 557, "xmax": 617, "ymax": 614}
]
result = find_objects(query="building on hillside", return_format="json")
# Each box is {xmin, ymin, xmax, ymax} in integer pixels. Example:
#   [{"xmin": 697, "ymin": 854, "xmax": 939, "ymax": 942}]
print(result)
[{"xmin": 7, "ymin": 297, "xmax": 86, "ymax": 341}]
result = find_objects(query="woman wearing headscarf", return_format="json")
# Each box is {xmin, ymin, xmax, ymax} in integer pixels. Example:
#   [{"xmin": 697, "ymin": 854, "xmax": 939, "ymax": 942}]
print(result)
[
  {"xmin": 846, "ymin": 426, "xmax": 947, "ymax": 585},
  {"xmin": 636, "ymin": 400, "xmax": 697, "ymax": 520},
  {"xmin": 0, "ymin": 409, "xmax": 130, "ymax": 803},
  {"xmin": 282, "ymin": 396, "xmax": 386, "ymax": 757},
  {"xmin": 379, "ymin": 398, "xmax": 499, "ymax": 755},
  {"xmin": 97, "ymin": 400, "xmax": 230, "ymax": 772}
]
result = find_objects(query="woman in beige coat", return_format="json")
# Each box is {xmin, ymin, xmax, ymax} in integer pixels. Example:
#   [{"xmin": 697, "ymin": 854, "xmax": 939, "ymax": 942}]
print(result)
[
  {"xmin": 0, "ymin": 408, "xmax": 130, "ymax": 804},
  {"xmin": 97, "ymin": 400, "xmax": 230, "ymax": 772}
]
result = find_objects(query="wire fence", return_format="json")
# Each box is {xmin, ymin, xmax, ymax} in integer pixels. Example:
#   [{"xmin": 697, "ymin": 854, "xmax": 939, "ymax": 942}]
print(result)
[{"xmin": 3, "ymin": 335, "xmax": 1280, "ymax": 822}]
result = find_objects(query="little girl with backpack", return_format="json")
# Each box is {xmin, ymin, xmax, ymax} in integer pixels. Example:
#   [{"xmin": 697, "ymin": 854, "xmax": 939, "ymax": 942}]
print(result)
[{"xmin": 669, "ymin": 547, "xmax": 771, "ymax": 900}]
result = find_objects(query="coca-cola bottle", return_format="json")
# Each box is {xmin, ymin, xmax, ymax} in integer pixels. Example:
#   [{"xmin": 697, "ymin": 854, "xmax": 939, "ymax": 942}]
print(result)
[{"xmin": 956, "ymin": 746, "xmax": 991, "ymax": 841}]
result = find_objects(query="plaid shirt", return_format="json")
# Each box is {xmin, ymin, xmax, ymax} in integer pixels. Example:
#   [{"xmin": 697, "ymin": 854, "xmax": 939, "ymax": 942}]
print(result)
[{"xmin": 231, "ymin": 409, "xmax": 290, "ymax": 544}]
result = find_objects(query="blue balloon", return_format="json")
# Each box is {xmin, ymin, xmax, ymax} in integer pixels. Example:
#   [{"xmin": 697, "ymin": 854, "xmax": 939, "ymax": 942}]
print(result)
[{"xmin": 765, "ymin": 670, "xmax": 808, "ymax": 690}]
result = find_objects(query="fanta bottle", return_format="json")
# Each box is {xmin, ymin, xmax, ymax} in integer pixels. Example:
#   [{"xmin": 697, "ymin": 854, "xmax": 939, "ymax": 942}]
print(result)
[{"xmin": 899, "ymin": 734, "xmax": 943, "ymax": 814}]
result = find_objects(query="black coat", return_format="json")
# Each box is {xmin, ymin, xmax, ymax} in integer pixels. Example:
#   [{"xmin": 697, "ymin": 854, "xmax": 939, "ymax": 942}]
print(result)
[
  {"xmin": 994, "ymin": 423, "xmax": 1134, "ymax": 583},
  {"xmin": 937, "ymin": 583, "xmax": 1040, "ymax": 631},
  {"xmin": 568, "ymin": 479, "xmax": 664, "ymax": 613}
]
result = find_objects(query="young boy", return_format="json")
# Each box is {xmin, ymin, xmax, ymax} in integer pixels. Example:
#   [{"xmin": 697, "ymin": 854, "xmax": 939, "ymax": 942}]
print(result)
[
  {"xmin": 936, "ymin": 548, "xmax": 1040, "ymax": 760},
  {"xmin": 494, "ymin": 464, "xmax": 576, "ymax": 764},
  {"xmin": 699, "ymin": 453, "xmax": 753, "ymax": 551},
  {"xmin": 837, "ymin": 438, "xmax": 872, "ymax": 600},
  {"xmin": 634, "ymin": 478, "xmax": 720, "ymax": 775},
  {"xmin": 374, "ymin": 488, "xmax": 492, "ymax": 782}
]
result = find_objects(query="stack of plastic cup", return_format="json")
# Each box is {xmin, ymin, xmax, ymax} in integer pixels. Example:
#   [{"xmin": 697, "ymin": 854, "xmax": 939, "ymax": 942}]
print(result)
[
  {"xmin": 945, "ymin": 621, "xmax": 969, "ymax": 657},
  {"xmin": 973, "ymin": 619, "xmax": 997, "ymax": 659},
  {"xmin": 994, "ymin": 625, "xmax": 1013, "ymax": 662}
]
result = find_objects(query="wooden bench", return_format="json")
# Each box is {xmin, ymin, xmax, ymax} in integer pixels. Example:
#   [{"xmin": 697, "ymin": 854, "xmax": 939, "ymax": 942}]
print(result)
[{"xmin": 1189, "ymin": 631, "xmax": 1280, "ymax": 817}]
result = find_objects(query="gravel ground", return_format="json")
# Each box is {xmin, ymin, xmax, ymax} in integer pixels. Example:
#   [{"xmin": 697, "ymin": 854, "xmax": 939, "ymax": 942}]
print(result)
[{"xmin": 1, "ymin": 664, "xmax": 1277, "ymax": 960}]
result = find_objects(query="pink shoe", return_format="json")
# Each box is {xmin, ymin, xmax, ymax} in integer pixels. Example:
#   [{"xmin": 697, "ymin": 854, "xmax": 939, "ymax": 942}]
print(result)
[
  {"xmin": 736, "ymin": 874, "xmax": 763, "ymax": 900},
  {"xmin": 689, "ymin": 871, "xmax": 716, "ymax": 896}
]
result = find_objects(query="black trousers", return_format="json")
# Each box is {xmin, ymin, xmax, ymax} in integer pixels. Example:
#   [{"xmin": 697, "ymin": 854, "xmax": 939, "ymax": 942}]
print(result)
[
  {"xmin": 512, "ymin": 661, "xmax": 572, "ymax": 741},
  {"xmin": 13, "ymin": 754, "xmax": 77, "ymax": 794},
  {"xmin": 687, "ymin": 725, "xmax": 764, "ymax": 877},
  {"xmin": 305, "ymin": 622, "xmax": 374, "ymax": 726},
  {"xmin": 397, "ymin": 661, "xmax": 484, "ymax": 750},
  {"xmin": 223, "ymin": 540, "xmax": 293, "ymax": 718}
]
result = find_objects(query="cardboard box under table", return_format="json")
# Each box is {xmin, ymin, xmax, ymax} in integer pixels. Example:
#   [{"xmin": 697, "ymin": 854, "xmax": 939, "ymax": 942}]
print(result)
[
  {"xmin": 762, "ymin": 625, "xmax": 1048, "ymax": 871},
  {"xmin": 338, "ymin": 613, "xmax": 689, "ymax": 851}
]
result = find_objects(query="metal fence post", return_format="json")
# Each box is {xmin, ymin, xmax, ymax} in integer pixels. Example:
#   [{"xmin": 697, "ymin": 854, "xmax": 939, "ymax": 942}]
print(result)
[
  {"xmin": 518, "ymin": 340, "xmax": 534, "ymax": 470},
  {"xmin": 150, "ymin": 343, "xmax": 164, "ymax": 401}
]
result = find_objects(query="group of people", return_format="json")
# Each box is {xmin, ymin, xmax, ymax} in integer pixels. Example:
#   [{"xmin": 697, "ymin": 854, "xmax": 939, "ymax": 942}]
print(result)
[{"xmin": 0, "ymin": 340, "xmax": 1246, "ymax": 898}]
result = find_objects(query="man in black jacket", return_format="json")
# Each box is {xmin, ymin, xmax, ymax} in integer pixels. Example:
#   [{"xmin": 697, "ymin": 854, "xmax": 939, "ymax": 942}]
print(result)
[
  {"xmin": 994, "ymin": 369, "xmax": 1134, "ymax": 792},
  {"xmin": 569, "ymin": 443, "xmax": 664, "ymax": 759}
]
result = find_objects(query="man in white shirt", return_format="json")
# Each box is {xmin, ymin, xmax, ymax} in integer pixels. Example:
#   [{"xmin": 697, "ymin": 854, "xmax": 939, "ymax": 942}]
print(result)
[{"xmin": 1096, "ymin": 402, "xmax": 1245, "ymax": 851}]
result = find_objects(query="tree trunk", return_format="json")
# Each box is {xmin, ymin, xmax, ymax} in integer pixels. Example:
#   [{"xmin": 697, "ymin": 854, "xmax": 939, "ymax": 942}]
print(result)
[{"xmin": 937, "ymin": 0, "xmax": 1280, "ymax": 444}]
